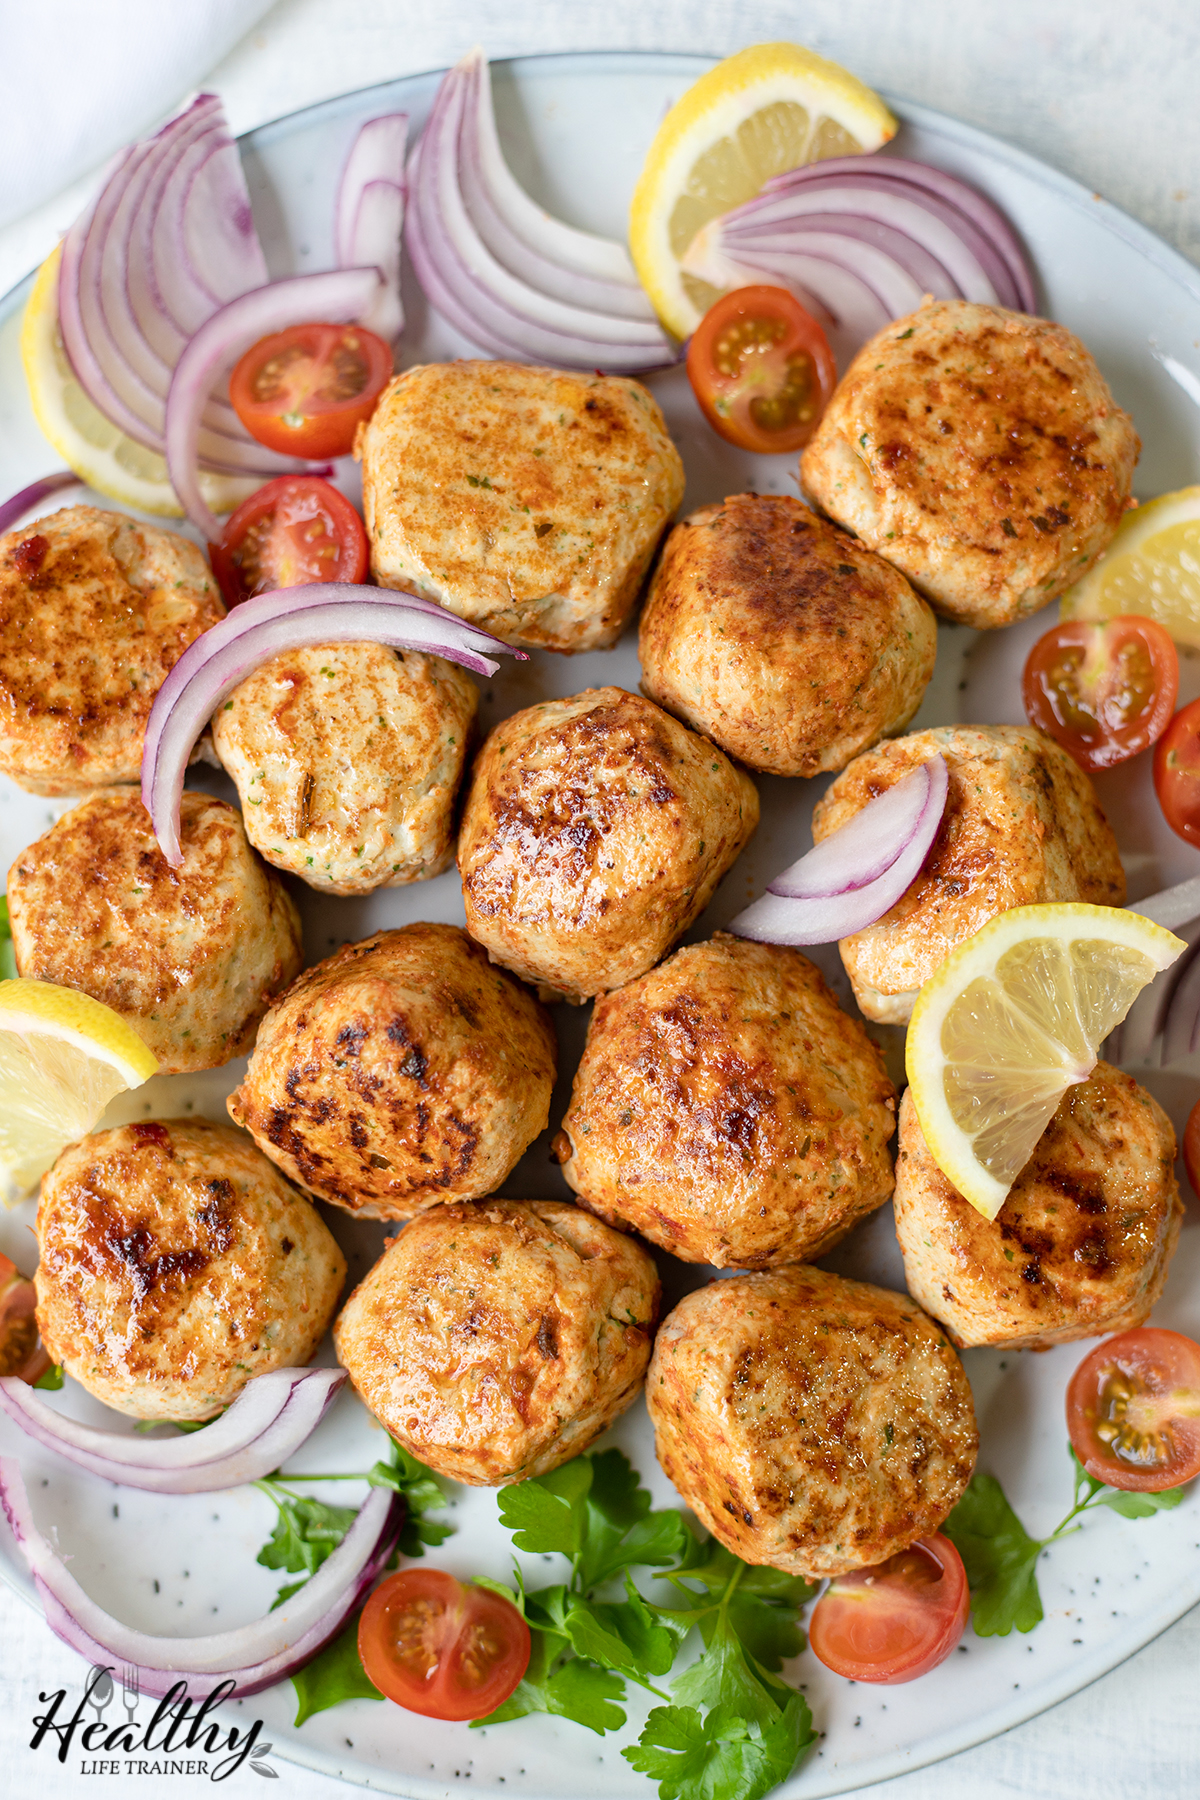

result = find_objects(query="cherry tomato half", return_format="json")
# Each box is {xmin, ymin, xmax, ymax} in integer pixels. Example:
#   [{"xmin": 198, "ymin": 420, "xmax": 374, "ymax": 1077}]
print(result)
[
  {"xmin": 808, "ymin": 1534, "xmax": 969, "ymax": 1684},
  {"xmin": 0, "ymin": 1251, "xmax": 49, "ymax": 1383},
  {"xmin": 210, "ymin": 475, "xmax": 369, "ymax": 607},
  {"xmin": 230, "ymin": 323, "xmax": 393, "ymax": 460},
  {"xmin": 1066, "ymin": 1327, "xmax": 1200, "ymax": 1492},
  {"xmin": 686, "ymin": 285, "xmax": 836, "ymax": 454},
  {"xmin": 1021, "ymin": 615, "xmax": 1179, "ymax": 773},
  {"xmin": 1154, "ymin": 696, "xmax": 1200, "ymax": 848},
  {"xmin": 358, "ymin": 1568, "xmax": 531, "ymax": 1721}
]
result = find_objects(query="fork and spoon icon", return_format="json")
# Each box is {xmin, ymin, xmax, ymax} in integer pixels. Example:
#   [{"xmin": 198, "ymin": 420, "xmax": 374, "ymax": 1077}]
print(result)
[{"xmin": 86, "ymin": 1663, "xmax": 139, "ymax": 1724}]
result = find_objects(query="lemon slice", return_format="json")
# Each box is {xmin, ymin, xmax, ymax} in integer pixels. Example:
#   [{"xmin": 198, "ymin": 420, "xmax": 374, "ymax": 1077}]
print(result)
[
  {"xmin": 1059, "ymin": 486, "xmax": 1200, "ymax": 648},
  {"xmin": 906, "ymin": 904, "xmax": 1184, "ymax": 1220},
  {"xmin": 0, "ymin": 979, "xmax": 158, "ymax": 1204},
  {"xmin": 629, "ymin": 42, "xmax": 896, "ymax": 338},
  {"xmin": 21, "ymin": 246, "xmax": 256, "ymax": 521}
]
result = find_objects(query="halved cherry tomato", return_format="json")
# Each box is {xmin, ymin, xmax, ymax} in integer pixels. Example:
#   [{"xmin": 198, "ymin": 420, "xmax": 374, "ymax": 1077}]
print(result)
[
  {"xmin": 686, "ymin": 285, "xmax": 836, "ymax": 454},
  {"xmin": 1067, "ymin": 1327, "xmax": 1200, "ymax": 1492},
  {"xmin": 808, "ymin": 1534, "xmax": 969, "ymax": 1684},
  {"xmin": 229, "ymin": 323, "xmax": 393, "ymax": 460},
  {"xmin": 1183, "ymin": 1096, "xmax": 1200, "ymax": 1199},
  {"xmin": 1154, "ymin": 696, "xmax": 1200, "ymax": 847},
  {"xmin": 1021, "ymin": 616, "xmax": 1179, "ymax": 773},
  {"xmin": 0, "ymin": 1251, "xmax": 49, "ymax": 1383},
  {"xmin": 358, "ymin": 1568, "xmax": 531, "ymax": 1721},
  {"xmin": 210, "ymin": 475, "xmax": 369, "ymax": 607}
]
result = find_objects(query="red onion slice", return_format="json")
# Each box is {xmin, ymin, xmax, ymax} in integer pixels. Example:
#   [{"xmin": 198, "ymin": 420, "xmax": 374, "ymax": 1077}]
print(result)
[
  {"xmin": 164, "ymin": 268, "xmax": 386, "ymax": 537},
  {"xmin": 0, "ymin": 473, "xmax": 88, "ymax": 535},
  {"xmin": 336, "ymin": 113, "xmax": 408, "ymax": 264},
  {"xmin": 142, "ymin": 585, "xmax": 523, "ymax": 865},
  {"xmin": 0, "ymin": 1367, "xmax": 344, "ymax": 1492},
  {"xmin": 0, "ymin": 1457, "xmax": 402, "ymax": 1698},
  {"xmin": 335, "ymin": 112, "xmax": 408, "ymax": 341},
  {"xmin": 730, "ymin": 756, "xmax": 948, "ymax": 946}
]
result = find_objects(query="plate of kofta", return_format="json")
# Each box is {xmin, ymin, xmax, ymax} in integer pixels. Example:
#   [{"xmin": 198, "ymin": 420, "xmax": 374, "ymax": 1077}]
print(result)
[{"xmin": 0, "ymin": 45, "xmax": 1199, "ymax": 1800}]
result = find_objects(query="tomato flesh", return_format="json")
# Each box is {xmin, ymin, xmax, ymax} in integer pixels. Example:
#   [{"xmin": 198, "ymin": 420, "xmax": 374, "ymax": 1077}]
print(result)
[
  {"xmin": 686, "ymin": 285, "xmax": 836, "ymax": 454},
  {"xmin": 230, "ymin": 323, "xmax": 393, "ymax": 460},
  {"xmin": 0, "ymin": 1251, "xmax": 48, "ymax": 1383},
  {"xmin": 1021, "ymin": 616, "xmax": 1178, "ymax": 772},
  {"xmin": 1067, "ymin": 1327, "xmax": 1200, "ymax": 1491},
  {"xmin": 358, "ymin": 1568, "xmax": 531, "ymax": 1721},
  {"xmin": 808, "ymin": 1534, "xmax": 969, "ymax": 1684},
  {"xmin": 210, "ymin": 475, "xmax": 369, "ymax": 607},
  {"xmin": 1154, "ymin": 696, "xmax": 1200, "ymax": 847}
]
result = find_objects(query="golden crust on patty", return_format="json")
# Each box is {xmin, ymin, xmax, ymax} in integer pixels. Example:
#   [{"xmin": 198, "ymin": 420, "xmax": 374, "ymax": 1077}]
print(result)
[
  {"xmin": 894, "ymin": 1070, "xmax": 1182, "ymax": 1350},
  {"xmin": 333, "ymin": 1199, "xmax": 659, "ymax": 1485},
  {"xmin": 212, "ymin": 642, "xmax": 478, "ymax": 894},
  {"xmin": 8, "ymin": 788, "xmax": 302, "ymax": 1072},
  {"xmin": 558, "ymin": 934, "xmax": 896, "ymax": 1267},
  {"xmin": 812, "ymin": 724, "xmax": 1125, "ymax": 1023},
  {"xmin": 801, "ymin": 301, "xmax": 1139, "ymax": 629},
  {"xmin": 647, "ymin": 1266, "xmax": 977, "ymax": 1579},
  {"xmin": 358, "ymin": 361, "xmax": 685, "ymax": 652},
  {"xmin": 35, "ymin": 1119, "xmax": 346, "ymax": 1422},
  {"xmin": 0, "ymin": 506, "xmax": 223, "ymax": 794},
  {"xmin": 229, "ymin": 923, "xmax": 557, "ymax": 1219},
  {"xmin": 639, "ymin": 493, "xmax": 937, "ymax": 776},
  {"xmin": 458, "ymin": 687, "xmax": 759, "ymax": 1001}
]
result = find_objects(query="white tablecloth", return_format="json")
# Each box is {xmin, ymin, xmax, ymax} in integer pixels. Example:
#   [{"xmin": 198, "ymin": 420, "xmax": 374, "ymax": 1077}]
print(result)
[{"xmin": 2, "ymin": 2, "xmax": 1199, "ymax": 1796}]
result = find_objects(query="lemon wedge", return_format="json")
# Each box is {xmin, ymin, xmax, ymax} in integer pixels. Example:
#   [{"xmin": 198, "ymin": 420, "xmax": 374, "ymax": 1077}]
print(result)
[
  {"xmin": 905, "ymin": 904, "xmax": 1184, "ymax": 1220},
  {"xmin": 629, "ymin": 42, "xmax": 896, "ymax": 338},
  {"xmin": 0, "ymin": 980, "xmax": 158, "ymax": 1204},
  {"xmin": 1059, "ymin": 486, "xmax": 1200, "ymax": 648},
  {"xmin": 21, "ymin": 246, "xmax": 255, "ymax": 521}
]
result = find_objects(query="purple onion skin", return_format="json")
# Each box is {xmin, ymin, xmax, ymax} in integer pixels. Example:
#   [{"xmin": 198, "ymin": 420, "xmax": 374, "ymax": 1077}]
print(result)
[{"xmin": 0, "ymin": 474, "xmax": 84, "ymax": 536}]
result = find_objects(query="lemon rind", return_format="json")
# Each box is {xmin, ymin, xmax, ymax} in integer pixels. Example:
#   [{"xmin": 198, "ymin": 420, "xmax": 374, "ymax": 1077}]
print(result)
[
  {"xmin": 1059, "ymin": 484, "xmax": 1200, "ymax": 625},
  {"xmin": 0, "ymin": 979, "xmax": 159, "ymax": 1086}
]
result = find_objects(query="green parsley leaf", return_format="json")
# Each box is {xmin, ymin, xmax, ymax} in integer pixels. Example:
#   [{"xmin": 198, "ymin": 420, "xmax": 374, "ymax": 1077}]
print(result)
[
  {"xmin": 475, "ymin": 1628, "xmax": 626, "ymax": 1735},
  {"xmin": 625, "ymin": 1693, "xmax": 815, "ymax": 1800},
  {"xmin": 497, "ymin": 1449, "xmax": 686, "ymax": 1587},
  {"xmin": 290, "ymin": 1615, "xmax": 383, "ymax": 1726},
  {"xmin": 943, "ymin": 1472, "xmax": 1044, "ymax": 1636},
  {"xmin": 669, "ymin": 1615, "xmax": 781, "ymax": 1729},
  {"xmin": 0, "ymin": 896, "xmax": 15, "ymax": 982},
  {"xmin": 33, "ymin": 1363, "xmax": 64, "ymax": 1391},
  {"xmin": 496, "ymin": 1456, "xmax": 593, "ymax": 1558},
  {"xmin": 1067, "ymin": 1445, "xmax": 1183, "ymax": 1517},
  {"xmin": 256, "ymin": 1492, "xmax": 358, "ymax": 1580},
  {"xmin": 368, "ymin": 1439, "xmax": 453, "ymax": 1557},
  {"xmin": 661, "ymin": 1539, "xmax": 815, "ymax": 1672}
]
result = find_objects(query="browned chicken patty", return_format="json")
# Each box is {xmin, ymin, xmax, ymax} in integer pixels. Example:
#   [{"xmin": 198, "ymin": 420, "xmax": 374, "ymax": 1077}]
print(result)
[
  {"xmin": 334, "ymin": 1198, "xmax": 659, "ymax": 1485},
  {"xmin": 647, "ymin": 1266, "xmax": 977, "ymax": 1579},
  {"xmin": 35, "ymin": 1119, "xmax": 346, "ymax": 1422},
  {"xmin": 8, "ymin": 788, "xmax": 302, "ymax": 1072},
  {"xmin": 639, "ymin": 493, "xmax": 937, "ymax": 777},
  {"xmin": 358, "ymin": 361, "xmax": 685, "ymax": 652},
  {"xmin": 801, "ymin": 301, "xmax": 1139, "ymax": 629},
  {"xmin": 894, "ymin": 1070, "xmax": 1182, "ymax": 1351},
  {"xmin": 229, "ymin": 923, "xmax": 557, "ymax": 1220},
  {"xmin": 458, "ymin": 688, "xmax": 759, "ymax": 1001},
  {"xmin": 212, "ymin": 642, "xmax": 478, "ymax": 895},
  {"xmin": 557, "ymin": 934, "xmax": 896, "ymax": 1267},
  {"xmin": 0, "ymin": 506, "xmax": 224, "ymax": 794},
  {"xmin": 812, "ymin": 724, "xmax": 1125, "ymax": 1023}
]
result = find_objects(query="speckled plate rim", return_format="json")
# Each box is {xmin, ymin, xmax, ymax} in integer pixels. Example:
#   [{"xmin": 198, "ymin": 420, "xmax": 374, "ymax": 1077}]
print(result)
[{"xmin": 1, "ymin": 44, "xmax": 1200, "ymax": 1800}]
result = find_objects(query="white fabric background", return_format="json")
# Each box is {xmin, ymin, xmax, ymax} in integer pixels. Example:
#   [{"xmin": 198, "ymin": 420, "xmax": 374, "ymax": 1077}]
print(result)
[{"xmin": 1, "ymin": 2, "xmax": 1199, "ymax": 1795}]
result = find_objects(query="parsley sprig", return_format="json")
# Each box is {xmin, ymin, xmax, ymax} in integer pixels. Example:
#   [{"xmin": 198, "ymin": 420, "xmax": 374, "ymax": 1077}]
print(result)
[{"xmin": 943, "ymin": 1443, "xmax": 1183, "ymax": 1636}]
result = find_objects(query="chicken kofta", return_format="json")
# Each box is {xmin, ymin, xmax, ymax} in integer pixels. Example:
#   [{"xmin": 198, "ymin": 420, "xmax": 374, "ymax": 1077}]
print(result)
[
  {"xmin": 894, "ymin": 1069, "xmax": 1182, "ymax": 1350},
  {"xmin": 358, "ymin": 361, "xmax": 685, "ymax": 652},
  {"xmin": 211, "ymin": 642, "xmax": 477, "ymax": 894},
  {"xmin": 458, "ymin": 688, "xmax": 759, "ymax": 1001},
  {"xmin": 34, "ymin": 1119, "xmax": 346, "ymax": 1422},
  {"xmin": 639, "ymin": 493, "xmax": 937, "ymax": 777},
  {"xmin": 647, "ymin": 1266, "xmax": 977, "ymax": 1579},
  {"xmin": 8, "ymin": 788, "xmax": 302, "ymax": 1072},
  {"xmin": 557, "ymin": 934, "xmax": 895, "ymax": 1267},
  {"xmin": 812, "ymin": 724, "xmax": 1125, "ymax": 1024},
  {"xmin": 0, "ymin": 506, "xmax": 224, "ymax": 795},
  {"xmin": 800, "ymin": 300, "xmax": 1139, "ymax": 629},
  {"xmin": 229, "ymin": 923, "xmax": 557, "ymax": 1219},
  {"xmin": 334, "ymin": 1198, "xmax": 659, "ymax": 1485}
]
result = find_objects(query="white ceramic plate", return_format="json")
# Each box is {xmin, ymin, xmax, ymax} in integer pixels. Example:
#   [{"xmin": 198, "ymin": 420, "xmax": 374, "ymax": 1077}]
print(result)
[{"xmin": 1, "ymin": 48, "xmax": 1200, "ymax": 1800}]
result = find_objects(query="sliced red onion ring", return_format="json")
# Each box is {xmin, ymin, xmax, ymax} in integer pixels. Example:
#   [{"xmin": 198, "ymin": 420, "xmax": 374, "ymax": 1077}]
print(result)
[
  {"xmin": 0, "ymin": 473, "xmax": 88, "ymax": 536},
  {"xmin": 336, "ymin": 112, "xmax": 408, "ymax": 340},
  {"xmin": 142, "ymin": 584, "xmax": 524, "ymax": 864},
  {"xmin": 164, "ymin": 267, "xmax": 386, "ymax": 537},
  {"xmin": 0, "ymin": 1367, "xmax": 344, "ymax": 1493},
  {"xmin": 406, "ymin": 55, "xmax": 674, "ymax": 371},
  {"xmin": 729, "ymin": 757, "xmax": 948, "ymax": 946},
  {"xmin": 0, "ymin": 1457, "xmax": 402, "ymax": 1698},
  {"xmin": 336, "ymin": 113, "xmax": 408, "ymax": 264}
]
